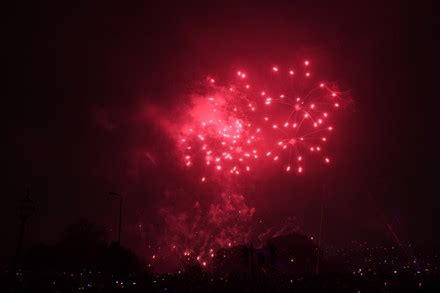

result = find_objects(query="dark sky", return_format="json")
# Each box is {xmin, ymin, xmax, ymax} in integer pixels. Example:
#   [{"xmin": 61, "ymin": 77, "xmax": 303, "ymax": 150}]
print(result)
[{"xmin": 3, "ymin": 1, "xmax": 438, "ymax": 265}]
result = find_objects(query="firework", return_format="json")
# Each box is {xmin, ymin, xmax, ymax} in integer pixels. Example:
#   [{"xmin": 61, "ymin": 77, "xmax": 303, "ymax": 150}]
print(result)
[{"xmin": 179, "ymin": 60, "xmax": 345, "ymax": 182}]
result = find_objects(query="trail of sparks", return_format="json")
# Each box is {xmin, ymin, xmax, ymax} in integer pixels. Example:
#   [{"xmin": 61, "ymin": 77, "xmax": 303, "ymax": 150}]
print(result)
[{"xmin": 179, "ymin": 60, "xmax": 345, "ymax": 183}]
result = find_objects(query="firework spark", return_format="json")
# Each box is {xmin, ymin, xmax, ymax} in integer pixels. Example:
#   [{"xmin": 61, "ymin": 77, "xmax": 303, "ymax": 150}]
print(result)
[{"xmin": 179, "ymin": 61, "xmax": 345, "ymax": 182}]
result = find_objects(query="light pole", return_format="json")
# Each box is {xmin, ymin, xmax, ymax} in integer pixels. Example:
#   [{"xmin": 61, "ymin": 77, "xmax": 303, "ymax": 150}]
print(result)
[
  {"xmin": 315, "ymin": 183, "xmax": 325, "ymax": 275},
  {"xmin": 108, "ymin": 192, "xmax": 123, "ymax": 245},
  {"xmin": 15, "ymin": 189, "xmax": 36, "ymax": 271}
]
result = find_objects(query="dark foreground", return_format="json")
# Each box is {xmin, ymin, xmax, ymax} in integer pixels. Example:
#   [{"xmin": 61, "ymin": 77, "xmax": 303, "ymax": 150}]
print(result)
[{"xmin": 3, "ymin": 269, "xmax": 440, "ymax": 292}]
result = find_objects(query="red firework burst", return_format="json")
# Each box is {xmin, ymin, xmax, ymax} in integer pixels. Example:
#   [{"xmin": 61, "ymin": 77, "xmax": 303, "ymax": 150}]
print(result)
[{"xmin": 179, "ymin": 60, "xmax": 346, "ymax": 182}]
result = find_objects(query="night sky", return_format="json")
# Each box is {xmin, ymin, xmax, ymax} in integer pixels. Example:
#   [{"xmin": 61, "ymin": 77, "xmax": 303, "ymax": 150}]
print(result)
[{"xmin": 3, "ymin": 1, "xmax": 437, "ymax": 267}]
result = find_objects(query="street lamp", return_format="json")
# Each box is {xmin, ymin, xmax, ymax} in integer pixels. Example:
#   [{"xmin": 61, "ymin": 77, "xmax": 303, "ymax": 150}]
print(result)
[
  {"xmin": 15, "ymin": 189, "xmax": 36, "ymax": 270},
  {"xmin": 108, "ymin": 192, "xmax": 123, "ymax": 245}
]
